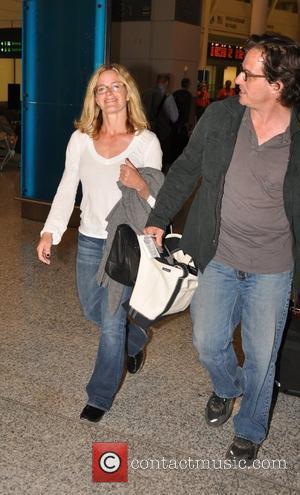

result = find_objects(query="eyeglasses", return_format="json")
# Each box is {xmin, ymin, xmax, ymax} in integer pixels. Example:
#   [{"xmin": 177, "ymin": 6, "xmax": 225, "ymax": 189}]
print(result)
[
  {"xmin": 94, "ymin": 82, "xmax": 125, "ymax": 96},
  {"xmin": 239, "ymin": 67, "xmax": 266, "ymax": 82}
]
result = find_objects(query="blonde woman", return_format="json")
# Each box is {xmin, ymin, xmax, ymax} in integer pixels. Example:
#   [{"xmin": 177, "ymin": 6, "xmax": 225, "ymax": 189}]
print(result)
[{"xmin": 37, "ymin": 64, "xmax": 162, "ymax": 423}]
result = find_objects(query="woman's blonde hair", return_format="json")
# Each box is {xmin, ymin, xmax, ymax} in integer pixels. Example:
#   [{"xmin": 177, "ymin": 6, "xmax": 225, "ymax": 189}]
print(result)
[{"xmin": 75, "ymin": 63, "xmax": 149, "ymax": 137}]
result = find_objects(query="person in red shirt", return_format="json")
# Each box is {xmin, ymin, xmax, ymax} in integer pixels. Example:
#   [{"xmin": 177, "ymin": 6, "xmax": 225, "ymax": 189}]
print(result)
[
  {"xmin": 196, "ymin": 81, "xmax": 210, "ymax": 121},
  {"xmin": 217, "ymin": 80, "xmax": 235, "ymax": 100}
]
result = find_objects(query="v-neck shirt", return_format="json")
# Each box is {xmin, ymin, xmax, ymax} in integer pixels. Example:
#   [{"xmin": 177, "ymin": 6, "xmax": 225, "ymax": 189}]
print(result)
[
  {"xmin": 215, "ymin": 107, "xmax": 294, "ymax": 274},
  {"xmin": 42, "ymin": 129, "xmax": 162, "ymax": 244}
]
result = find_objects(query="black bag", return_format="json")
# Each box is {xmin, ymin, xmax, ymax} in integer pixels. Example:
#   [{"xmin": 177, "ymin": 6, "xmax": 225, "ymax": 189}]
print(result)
[
  {"xmin": 275, "ymin": 303, "xmax": 300, "ymax": 396},
  {"xmin": 105, "ymin": 224, "xmax": 140, "ymax": 287}
]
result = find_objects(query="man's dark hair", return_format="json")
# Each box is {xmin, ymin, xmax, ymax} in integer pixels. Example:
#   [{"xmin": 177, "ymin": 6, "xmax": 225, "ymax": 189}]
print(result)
[
  {"xmin": 156, "ymin": 73, "xmax": 170, "ymax": 84},
  {"xmin": 181, "ymin": 78, "xmax": 190, "ymax": 89},
  {"xmin": 245, "ymin": 33, "xmax": 300, "ymax": 107}
]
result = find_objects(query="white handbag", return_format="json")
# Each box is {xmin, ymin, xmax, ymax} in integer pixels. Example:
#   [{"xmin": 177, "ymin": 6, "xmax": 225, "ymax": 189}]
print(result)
[{"xmin": 127, "ymin": 233, "xmax": 198, "ymax": 329}]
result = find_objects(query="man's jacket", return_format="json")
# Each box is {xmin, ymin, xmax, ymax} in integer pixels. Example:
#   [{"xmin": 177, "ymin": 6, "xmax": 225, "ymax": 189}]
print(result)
[{"xmin": 146, "ymin": 96, "xmax": 300, "ymax": 289}]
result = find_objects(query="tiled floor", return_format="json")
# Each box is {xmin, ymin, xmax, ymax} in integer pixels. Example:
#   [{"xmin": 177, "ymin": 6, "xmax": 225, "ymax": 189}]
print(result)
[{"xmin": 0, "ymin": 165, "xmax": 299, "ymax": 494}]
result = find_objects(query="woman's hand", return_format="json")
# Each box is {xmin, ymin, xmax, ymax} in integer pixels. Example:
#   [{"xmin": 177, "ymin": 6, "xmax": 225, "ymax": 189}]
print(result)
[
  {"xmin": 119, "ymin": 158, "xmax": 150, "ymax": 200},
  {"xmin": 37, "ymin": 232, "xmax": 53, "ymax": 265}
]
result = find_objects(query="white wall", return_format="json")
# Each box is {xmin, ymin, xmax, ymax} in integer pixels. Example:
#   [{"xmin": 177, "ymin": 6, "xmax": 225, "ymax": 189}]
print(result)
[
  {"xmin": 0, "ymin": 58, "xmax": 21, "ymax": 101},
  {"xmin": 0, "ymin": 1, "xmax": 22, "ymax": 101},
  {"xmin": 111, "ymin": 18, "xmax": 201, "ymax": 94},
  {"xmin": 0, "ymin": 0, "xmax": 22, "ymax": 27}
]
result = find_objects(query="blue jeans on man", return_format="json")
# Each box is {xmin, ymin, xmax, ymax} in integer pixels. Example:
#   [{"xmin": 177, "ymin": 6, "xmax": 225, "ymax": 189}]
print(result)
[
  {"xmin": 76, "ymin": 233, "xmax": 147, "ymax": 411},
  {"xmin": 190, "ymin": 258, "xmax": 292, "ymax": 444}
]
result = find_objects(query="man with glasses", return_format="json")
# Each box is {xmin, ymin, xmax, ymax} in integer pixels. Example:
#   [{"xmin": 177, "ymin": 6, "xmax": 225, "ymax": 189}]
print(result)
[{"xmin": 144, "ymin": 33, "xmax": 300, "ymax": 465}]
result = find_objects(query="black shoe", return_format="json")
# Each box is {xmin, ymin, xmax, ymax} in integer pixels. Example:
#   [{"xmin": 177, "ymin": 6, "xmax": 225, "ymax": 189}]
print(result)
[
  {"xmin": 127, "ymin": 350, "xmax": 145, "ymax": 374},
  {"xmin": 80, "ymin": 405, "xmax": 106, "ymax": 423},
  {"xmin": 205, "ymin": 392, "xmax": 235, "ymax": 427},
  {"xmin": 226, "ymin": 436, "xmax": 260, "ymax": 466}
]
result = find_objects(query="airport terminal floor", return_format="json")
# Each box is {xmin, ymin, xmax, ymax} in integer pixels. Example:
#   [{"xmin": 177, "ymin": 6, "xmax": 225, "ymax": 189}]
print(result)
[{"xmin": 0, "ymin": 161, "xmax": 299, "ymax": 494}]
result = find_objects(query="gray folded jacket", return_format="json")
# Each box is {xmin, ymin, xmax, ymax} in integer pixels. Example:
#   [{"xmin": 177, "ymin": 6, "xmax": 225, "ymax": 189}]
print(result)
[{"xmin": 96, "ymin": 167, "xmax": 164, "ymax": 314}]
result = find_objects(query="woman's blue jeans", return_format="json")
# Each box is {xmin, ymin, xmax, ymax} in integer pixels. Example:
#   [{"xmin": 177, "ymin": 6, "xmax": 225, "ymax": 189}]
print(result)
[
  {"xmin": 190, "ymin": 259, "xmax": 293, "ymax": 444},
  {"xmin": 76, "ymin": 233, "xmax": 148, "ymax": 411}
]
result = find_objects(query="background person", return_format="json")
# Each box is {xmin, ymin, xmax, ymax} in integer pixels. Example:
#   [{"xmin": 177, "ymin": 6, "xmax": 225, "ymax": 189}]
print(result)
[
  {"xmin": 172, "ymin": 77, "xmax": 193, "ymax": 161},
  {"xmin": 144, "ymin": 34, "xmax": 300, "ymax": 464},
  {"xmin": 37, "ymin": 63, "xmax": 163, "ymax": 424},
  {"xmin": 195, "ymin": 81, "xmax": 210, "ymax": 121},
  {"xmin": 142, "ymin": 73, "xmax": 178, "ymax": 173},
  {"xmin": 217, "ymin": 79, "xmax": 235, "ymax": 100}
]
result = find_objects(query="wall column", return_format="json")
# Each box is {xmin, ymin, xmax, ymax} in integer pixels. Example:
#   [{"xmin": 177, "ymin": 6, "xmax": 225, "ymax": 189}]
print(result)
[
  {"xmin": 297, "ymin": 0, "xmax": 300, "ymax": 41},
  {"xmin": 250, "ymin": 0, "xmax": 269, "ymax": 35},
  {"xmin": 21, "ymin": 0, "xmax": 108, "ymax": 222},
  {"xmin": 198, "ymin": 0, "xmax": 211, "ymax": 70}
]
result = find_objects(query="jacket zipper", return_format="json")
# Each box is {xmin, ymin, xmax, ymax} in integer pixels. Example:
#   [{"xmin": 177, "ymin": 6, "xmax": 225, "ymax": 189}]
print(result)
[{"xmin": 212, "ymin": 174, "xmax": 225, "ymax": 245}]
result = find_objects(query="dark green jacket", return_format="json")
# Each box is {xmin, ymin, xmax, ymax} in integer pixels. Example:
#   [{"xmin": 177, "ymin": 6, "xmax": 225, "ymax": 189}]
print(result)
[{"xmin": 147, "ymin": 96, "xmax": 300, "ymax": 289}]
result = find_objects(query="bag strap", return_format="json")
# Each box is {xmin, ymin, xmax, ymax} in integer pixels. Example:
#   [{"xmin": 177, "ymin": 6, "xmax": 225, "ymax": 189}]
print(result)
[
  {"xmin": 154, "ymin": 264, "xmax": 189, "ymax": 318},
  {"xmin": 127, "ymin": 265, "xmax": 188, "ymax": 327},
  {"xmin": 156, "ymin": 242, "xmax": 175, "ymax": 266}
]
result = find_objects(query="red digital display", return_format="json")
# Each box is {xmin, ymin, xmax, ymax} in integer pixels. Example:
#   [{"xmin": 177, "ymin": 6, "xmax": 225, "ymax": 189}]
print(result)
[{"xmin": 208, "ymin": 42, "xmax": 245, "ymax": 60}]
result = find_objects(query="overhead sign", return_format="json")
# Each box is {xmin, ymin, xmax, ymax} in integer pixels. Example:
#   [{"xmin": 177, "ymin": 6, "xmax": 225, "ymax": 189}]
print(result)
[
  {"xmin": 0, "ymin": 28, "xmax": 21, "ymax": 58},
  {"xmin": 112, "ymin": 0, "xmax": 151, "ymax": 21}
]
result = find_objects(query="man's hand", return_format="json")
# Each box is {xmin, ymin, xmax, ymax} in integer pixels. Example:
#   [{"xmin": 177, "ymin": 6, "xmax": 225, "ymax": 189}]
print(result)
[
  {"xmin": 37, "ymin": 232, "xmax": 53, "ymax": 265},
  {"xmin": 143, "ymin": 226, "xmax": 165, "ymax": 247}
]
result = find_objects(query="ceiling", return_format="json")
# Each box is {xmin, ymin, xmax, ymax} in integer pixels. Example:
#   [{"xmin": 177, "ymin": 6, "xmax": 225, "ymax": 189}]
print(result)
[{"xmin": 0, "ymin": 0, "xmax": 298, "ymax": 27}]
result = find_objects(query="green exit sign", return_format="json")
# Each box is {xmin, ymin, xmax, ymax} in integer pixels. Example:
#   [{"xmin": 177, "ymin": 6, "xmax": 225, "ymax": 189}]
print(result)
[{"xmin": 0, "ymin": 28, "xmax": 21, "ymax": 58}]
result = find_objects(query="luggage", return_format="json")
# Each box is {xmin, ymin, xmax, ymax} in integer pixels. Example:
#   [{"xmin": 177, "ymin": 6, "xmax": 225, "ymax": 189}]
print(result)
[
  {"xmin": 126, "ymin": 233, "xmax": 198, "ymax": 329},
  {"xmin": 275, "ymin": 303, "xmax": 300, "ymax": 396}
]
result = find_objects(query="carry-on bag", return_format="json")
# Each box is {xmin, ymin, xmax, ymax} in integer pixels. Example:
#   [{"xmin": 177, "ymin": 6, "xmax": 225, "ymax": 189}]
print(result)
[
  {"xmin": 275, "ymin": 301, "xmax": 300, "ymax": 396},
  {"xmin": 126, "ymin": 233, "xmax": 198, "ymax": 329},
  {"xmin": 105, "ymin": 224, "xmax": 140, "ymax": 286}
]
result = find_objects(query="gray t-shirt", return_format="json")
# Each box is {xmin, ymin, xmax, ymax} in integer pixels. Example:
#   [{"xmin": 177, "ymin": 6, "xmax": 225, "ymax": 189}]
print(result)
[{"xmin": 215, "ymin": 108, "xmax": 294, "ymax": 274}]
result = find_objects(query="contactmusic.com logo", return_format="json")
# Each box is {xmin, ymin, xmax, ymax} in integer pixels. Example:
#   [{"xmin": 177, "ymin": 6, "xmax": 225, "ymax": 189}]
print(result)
[{"xmin": 92, "ymin": 443, "xmax": 128, "ymax": 482}]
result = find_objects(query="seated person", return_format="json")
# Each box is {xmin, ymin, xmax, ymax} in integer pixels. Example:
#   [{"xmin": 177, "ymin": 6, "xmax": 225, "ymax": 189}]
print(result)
[{"xmin": 0, "ymin": 114, "xmax": 18, "ymax": 147}]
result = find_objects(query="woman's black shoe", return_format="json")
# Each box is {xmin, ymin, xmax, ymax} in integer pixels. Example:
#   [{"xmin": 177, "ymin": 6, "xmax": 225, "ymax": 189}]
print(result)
[
  {"xmin": 80, "ymin": 404, "xmax": 106, "ymax": 423},
  {"xmin": 127, "ymin": 350, "xmax": 145, "ymax": 374}
]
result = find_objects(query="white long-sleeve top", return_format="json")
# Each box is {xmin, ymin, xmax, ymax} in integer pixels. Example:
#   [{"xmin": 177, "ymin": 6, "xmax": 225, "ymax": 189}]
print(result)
[{"xmin": 42, "ymin": 129, "xmax": 162, "ymax": 244}]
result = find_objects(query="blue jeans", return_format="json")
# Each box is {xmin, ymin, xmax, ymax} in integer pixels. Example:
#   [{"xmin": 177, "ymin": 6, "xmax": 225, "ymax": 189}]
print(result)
[
  {"xmin": 76, "ymin": 233, "xmax": 148, "ymax": 411},
  {"xmin": 190, "ymin": 259, "xmax": 292, "ymax": 444}
]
